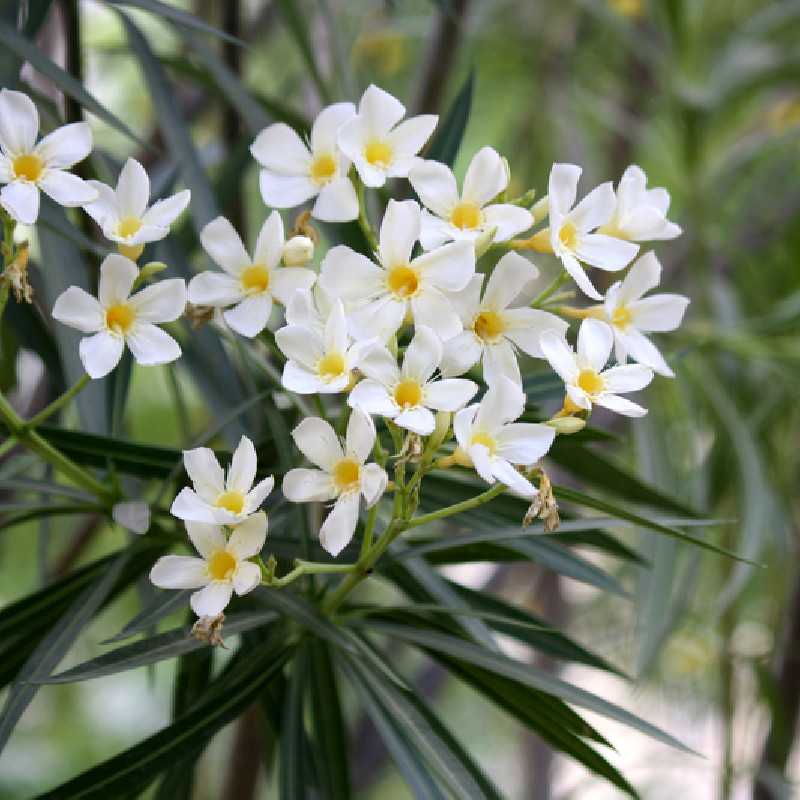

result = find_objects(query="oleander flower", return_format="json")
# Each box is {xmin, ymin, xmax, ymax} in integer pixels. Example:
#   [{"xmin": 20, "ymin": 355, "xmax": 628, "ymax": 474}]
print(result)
[
  {"xmin": 275, "ymin": 292, "xmax": 370, "ymax": 394},
  {"xmin": 82, "ymin": 157, "xmax": 191, "ymax": 260},
  {"xmin": 349, "ymin": 325, "xmax": 478, "ymax": 435},
  {"xmin": 282, "ymin": 409, "xmax": 388, "ymax": 556},
  {"xmin": 171, "ymin": 435, "xmax": 275, "ymax": 525},
  {"xmin": 453, "ymin": 377, "xmax": 556, "ymax": 498},
  {"xmin": 541, "ymin": 163, "xmax": 639, "ymax": 301},
  {"xmin": 598, "ymin": 165, "xmax": 682, "ymax": 242},
  {"xmin": 440, "ymin": 252, "xmax": 569, "ymax": 384},
  {"xmin": 337, "ymin": 85, "xmax": 437, "ymax": 187},
  {"xmin": 0, "ymin": 88, "xmax": 97, "ymax": 225},
  {"xmin": 320, "ymin": 199, "xmax": 474, "ymax": 341},
  {"xmin": 597, "ymin": 251, "xmax": 689, "ymax": 377},
  {"xmin": 540, "ymin": 318, "xmax": 654, "ymax": 417},
  {"xmin": 52, "ymin": 254, "xmax": 186, "ymax": 379},
  {"xmin": 188, "ymin": 212, "xmax": 315, "ymax": 337},
  {"xmin": 251, "ymin": 102, "xmax": 359, "ymax": 223},
  {"xmin": 150, "ymin": 513, "xmax": 266, "ymax": 617},
  {"xmin": 408, "ymin": 147, "xmax": 532, "ymax": 249}
]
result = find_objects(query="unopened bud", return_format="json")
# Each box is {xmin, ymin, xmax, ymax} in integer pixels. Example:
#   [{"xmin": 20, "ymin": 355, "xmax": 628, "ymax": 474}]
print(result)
[
  {"xmin": 283, "ymin": 235, "xmax": 314, "ymax": 267},
  {"xmin": 428, "ymin": 410, "xmax": 452, "ymax": 453},
  {"xmin": 185, "ymin": 302, "xmax": 215, "ymax": 329},
  {"xmin": 545, "ymin": 416, "xmax": 586, "ymax": 434},
  {"xmin": 474, "ymin": 226, "xmax": 497, "ymax": 258},
  {"xmin": 133, "ymin": 261, "xmax": 167, "ymax": 289},
  {"xmin": 532, "ymin": 195, "xmax": 549, "ymax": 224},
  {"xmin": 112, "ymin": 500, "xmax": 150, "ymax": 534}
]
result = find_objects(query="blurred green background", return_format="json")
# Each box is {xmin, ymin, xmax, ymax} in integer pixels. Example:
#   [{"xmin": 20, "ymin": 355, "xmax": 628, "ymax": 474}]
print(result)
[{"xmin": 2, "ymin": 0, "xmax": 800, "ymax": 797}]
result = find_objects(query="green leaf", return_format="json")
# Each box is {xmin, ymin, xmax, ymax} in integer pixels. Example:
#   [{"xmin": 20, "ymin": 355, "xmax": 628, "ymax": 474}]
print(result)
[
  {"xmin": 425, "ymin": 70, "xmax": 474, "ymax": 167},
  {"xmin": 280, "ymin": 643, "xmax": 310, "ymax": 799},
  {"xmin": 103, "ymin": 590, "xmax": 190, "ymax": 643}
]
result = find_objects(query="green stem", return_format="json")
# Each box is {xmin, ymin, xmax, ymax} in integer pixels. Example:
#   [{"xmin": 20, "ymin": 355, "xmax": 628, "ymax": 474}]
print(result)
[
  {"xmin": 0, "ymin": 281, "xmax": 9, "ymax": 321},
  {"xmin": 265, "ymin": 558, "xmax": 356, "ymax": 588},
  {"xmin": 355, "ymin": 177, "xmax": 378, "ymax": 253},
  {"xmin": 404, "ymin": 482, "xmax": 507, "ymax": 529},
  {"xmin": 24, "ymin": 374, "xmax": 91, "ymax": 430},
  {"xmin": 531, "ymin": 268, "xmax": 569, "ymax": 309},
  {"xmin": 359, "ymin": 503, "xmax": 378, "ymax": 559}
]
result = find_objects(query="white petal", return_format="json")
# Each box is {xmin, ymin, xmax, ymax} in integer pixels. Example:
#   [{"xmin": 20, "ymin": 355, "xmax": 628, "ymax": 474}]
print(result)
[
  {"xmin": 312, "ymin": 176, "xmax": 359, "ymax": 222},
  {"xmin": 482, "ymin": 252, "xmax": 538, "ymax": 310},
  {"xmin": 496, "ymin": 423, "xmax": 555, "ymax": 464},
  {"xmin": 419, "ymin": 208, "xmax": 456, "ymax": 250},
  {"xmin": 311, "ymin": 101, "xmax": 356, "ymax": 153},
  {"xmin": 503, "ymin": 308, "xmax": 568, "ymax": 358},
  {"xmin": 129, "ymin": 278, "xmax": 186, "ymax": 322},
  {"xmin": 227, "ymin": 435, "xmax": 257, "ymax": 493},
  {"xmin": 470, "ymin": 444, "xmax": 496, "ymax": 484},
  {"xmin": 170, "ymin": 487, "xmax": 220, "ymax": 524},
  {"xmin": 292, "ymin": 416, "xmax": 343, "ymax": 470},
  {"xmin": 394, "ymin": 406, "xmax": 435, "ymax": 435},
  {"xmin": 440, "ymin": 332, "xmax": 483, "ymax": 377},
  {"xmin": 379, "ymin": 199, "xmax": 420, "ymax": 268},
  {"xmin": 0, "ymin": 181, "xmax": 39, "ymax": 224},
  {"xmin": 618, "ymin": 207, "xmax": 675, "ymax": 241},
  {"xmin": 285, "ymin": 288, "xmax": 320, "ymax": 328},
  {"xmin": 188, "ymin": 271, "xmax": 243, "ymax": 307},
  {"xmin": 79, "ymin": 330, "xmax": 125, "ymax": 379},
  {"xmin": 259, "ymin": 170, "xmax": 319, "ymax": 208},
  {"xmin": 250, "ymin": 122, "xmax": 313, "ymax": 174},
  {"xmin": 141, "ymin": 189, "xmax": 191, "ymax": 228},
  {"xmin": 227, "ymin": 511, "xmax": 267, "ymax": 558},
  {"xmin": 630, "ymin": 294, "xmax": 689, "ymax": 332},
  {"xmin": 319, "ymin": 492, "xmax": 360, "ymax": 557},
  {"xmin": 223, "ymin": 295, "xmax": 273, "ymax": 338},
  {"xmin": 276, "ymin": 324, "xmax": 324, "ymax": 369},
  {"xmin": 385, "ymin": 115, "xmax": 438, "ymax": 160},
  {"xmin": 282, "ymin": 468, "xmax": 337, "ymax": 502},
  {"xmin": 445, "ymin": 274, "xmax": 483, "ymax": 325},
  {"xmin": 38, "ymin": 169, "xmax": 97, "ymax": 206},
  {"xmin": 616, "ymin": 328, "xmax": 673, "ymax": 377},
  {"xmin": 548, "ymin": 163, "xmax": 581, "ymax": 218},
  {"xmin": 150, "ymin": 555, "xmax": 209, "ymax": 589},
  {"xmin": 346, "ymin": 407, "xmax": 375, "ymax": 463},
  {"xmin": 559, "ymin": 249, "xmax": 602, "ymax": 301},
  {"xmin": 569, "ymin": 181, "xmax": 615, "ymax": 232},
  {"xmin": 201, "ymin": 216, "xmax": 251, "ymax": 275},
  {"xmin": 337, "ymin": 118, "xmax": 386, "ymax": 187},
  {"xmin": 475, "ymin": 377, "xmax": 525, "ymax": 431},
  {"xmin": 110, "ymin": 501, "xmax": 147, "ymax": 534},
  {"xmin": 566, "ymin": 384, "xmax": 592, "ymax": 410},
  {"xmin": 190, "ymin": 582, "xmax": 233, "ymax": 617},
  {"xmin": 402, "ymin": 325, "xmax": 442, "ymax": 384},
  {"xmin": 98, "ymin": 254, "xmax": 138, "ymax": 306},
  {"xmin": 619, "ymin": 250, "xmax": 661, "ymax": 303},
  {"xmin": 410, "ymin": 288, "xmax": 463, "ymax": 342},
  {"xmin": 490, "ymin": 457, "xmax": 537, "ymax": 499},
  {"xmin": 245, "ymin": 476, "xmax": 275, "ymax": 512},
  {"xmin": 348, "ymin": 379, "xmax": 398, "ymax": 416},
  {"xmin": 282, "ymin": 361, "xmax": 326, "ymax": 394},
  {"xmin": 574, "ymin": 233, "xmax": 639, "ymax": 271},
  {"xmin": 233, "ymin": 561, "xmax": 262, "ymax": 596},
  {"xmin": 482, "ymin": 339, "xmax": 521, "ymax": 386},
  {"xmin": 360, "ymin": 463, "xmax": 388, "ymax": 507},
  {"xmin": 319, "ymin": 245, "xmax": 384, "ymax": 302},
  {"xmin": 348, "ymin": 295, "xmax": 406, "ymax": 342},
  {"xmin": 593, "ymin": 393, "xmax": 647, "ymax": 417},
  {"xmin": 36, "ymin": 122, "xmax": 92, "ymax": 170},
  {"xmin": 253, "ymin": 210, "xmax": 285, "ymax": 269},
  {"xmin": 539, "ymin": 330, "xmax": 579, "ymax": 384},
  {"xmin": 52, "ymin": 287, "xmax": 104, "ymax": 333},
  {"xmin": 184, "ymin": 447, "xmax": 225, "ymax": 500},
  {"xmin": 453, "ymin": 404, "xmax": 478, "ymax": 450},
  {"xmin": 408, "ymin": 159, "xmax": 458, "ymax": 218},
  {"xmin": 114, "ymin": 157, "xmax": 150, "ymax": 218},
  {"xmin": 359, "ymin": 84, "xmax": 406, "ymax": 134},
  {"xmin": 601, "ymin": 364, "xmax": 654, "ymax": 394},
  {"xmin": 577, "ymin": 318, "xmax": 613, "ymax": 371},
  {"xmin": 423, "ymin": 378, "xmax": 478, "ymax": 411},
  {"xmin": 0, "ymin": 90, "xmax": 38, "ymax": 155},
  {"xmin": 323, "ymin": 300, "xmax": 349, "ymax": 355},
  {"xmin": 126, "ymin": 323, "xmax": 181, "ymax": 366},
  {"xmin": 481, "ymin": 203, "xmax": 533, "ymax": 241},
  {"xmin": 271, "ymin": 267, "xmax": 316, "ymax": 306},
  {"xmin": 81, "ymin": 182, "xmax": 118, "ymax": 228},
  {"xmin": 462, "ymin": 146, "xmax": 507, "ymax": 206},
  {"xmin": 413, "ymin": 239, "xmax": 474, "ymax": 292},
  {"xmin": 186, "ymin": 521, "xmax": 226, "ymax": 559}
]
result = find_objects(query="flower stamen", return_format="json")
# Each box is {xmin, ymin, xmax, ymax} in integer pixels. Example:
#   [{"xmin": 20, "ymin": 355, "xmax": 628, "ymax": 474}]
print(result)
[
  {"xmin": 208, "ymin": 550, "xmax": 237, "ymax": 581},
  {"xmin": 332, "ymin": 458, "xmax": 361, "ymax": 492},
  {"xmin": 387, "ymin": 265, "xmax": 420, "ymax": 298},
  {"xmin": 577, "ymin": 368, "xmax": 604, "ymax": 396},
  {"xmin": 241, "ymin": 264, "xmax": 270, "ymax": 294},
  {"xmin": 393, "ymin": 379, "xmax": 422, "ymax": 408},
  {"xmin": 215, "ymin": 490, "xmax": 245, "ymax": 515},
  {"xmin": 12, "ymin": 153, "xmax": 43, "ymax": 183},
  {"xmin": 105, "ymin": 303, "xmax": 136, "ymax": 335}
]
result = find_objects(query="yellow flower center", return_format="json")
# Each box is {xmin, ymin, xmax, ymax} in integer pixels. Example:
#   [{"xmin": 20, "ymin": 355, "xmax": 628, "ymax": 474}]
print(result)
[
  {"xmin": 470, "ymin": 431, "xmax": 497, "ymax": 456},
  {"xmin": 577, "ymin": 368, "xmax": 605, "ymax": 396},
  {"xmin": 12, "ymin": 153, "xmax": 43, "ymax": 182},
  {"xmin": 215, "ymin": 490, "xmax": 245, "ymax": 515},
  {"xmin": 208, "ymin": 550, "xmax": 237, "ymax": 581},
  {"xmin": 559, "ymin": 221, "xmax": 578, "ymax": 250},
  {"xmin": 393, "ymin": 379, "xmax": 423, "ymax": 408},
  {"xmin": 364, "ymin": 140, "xmax": 393, "ymax": 167},
  {"xmin": 310, "ymin": 153, "xmax": 337, "ymax": 184},
  {"xmin": 611, "ymin": 304, "xmax": 633, "ymax": 329},
  {"xmin": 105, "ymin": 303, "xmax": 136, "ymax": 335},
  {"xmin": 317, "ymin": 351, "xmax": 347, "ymax": 382},
  {"xmin": 117, "ymin": 216, "xmax": 143, "ymax": 239},
  {"xmin": 387, "ymin": 265, "xmax": 420, "ymax": 298},
  {"xmin": 472, "ymin": 310, "xmax": 506, "ymax": 342},
  {"xmin": 241, "ymin": 264, "xmax": 270, "ymax": 294},
  {"xmin": 332, "ymin": 458, "xmax": 361, "ymax": 492},
  {"xmin": 450, "ymin": 202, "xmax": 482, "ymax": 230}
]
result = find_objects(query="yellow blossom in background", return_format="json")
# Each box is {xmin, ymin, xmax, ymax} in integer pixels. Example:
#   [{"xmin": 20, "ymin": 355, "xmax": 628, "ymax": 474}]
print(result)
[
  {"xmin": 767, "ymin": 95, "xmax": 800, "ymax": 134},
  {"xmin": 352, "ymin": 25, "xmax": 407, "ymax": 77},
  {"xmin": 609, "ymin": 0, "xmax": 644, "ymax": 18}
]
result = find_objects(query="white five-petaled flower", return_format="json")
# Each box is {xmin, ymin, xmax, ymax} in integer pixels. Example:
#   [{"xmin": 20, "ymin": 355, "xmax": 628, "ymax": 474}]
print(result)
[
  {"xmin": 0, "ymin": 89, "xmax": 97, "ymax": 225},
  {"xmin": 52, "ymin": 254, "xmax": 186, "ymax": 379},
  {"xmin": 171, "ymin": 435, "xmax": 275, "ymax": 525},
  {"xmin": 540, "ymin": 318, "xmax": 654, "ymax": 417},
  {"xmin": 320, "ymin": 199, "xmax": 475, "ymax": 342},
  {"xmin": 337, "ymin": 85, "xmax": 437, "ymax": 188},
  {"xmin": 598, "ymin": 165, "xmax": 682, "ymax": 242},
  {"xmin": 441, "ymin": 252, "xmax": 569, "ymax": 385},
  {"xmin": 188, "ymin": 212, "xmax": 316, "ymax": 338},
  {"xmin": 408, "ymin": 147, "xmax": 533, "ymax": 250},
  {"xmin": 545, "ymin": 163, "xmax": 640, "ymax": 301},
  {"xmin": 282, "ymin": 409, "xmax": 388, "ymax": 556},
  {"xmin": 349, "ymin": 325, "xmax": 478, "ymax": 435},
  {"xmin": 251, "ymin": 102, "xmax": 359, "ymax": 223},
  {"xmin": 276, "ymin": 291, "xmax": 369, "ymax": 394},
  {"xmin": 454, "ymin": 377, "xmax": 556, "ymax": 499},
  {"xmin": 82, "ymin": 157, "xmax": 191, "ymax": 260},
  {"xmin": 150, "ymin": 513, "xmax": 267, "ymax": 618},
  {"xmin": 598, "ymin": 251, "xmax": 689, "ymax": 377}
]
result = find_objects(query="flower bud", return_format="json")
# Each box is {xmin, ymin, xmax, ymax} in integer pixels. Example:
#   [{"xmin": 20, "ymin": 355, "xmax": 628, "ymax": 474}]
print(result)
[
  {"xmin": 132, "ymin": 260, "xmax": 167, "ymax": 289},
  {"xmin": 532, "ymin": 195, "xmax": 549, "ymax": 224},
  {"xmin": 112, "ymin": 500, "xmax": 151, "ymax": 534},
  {"xmin": 427, "ymin": 410, "xmax": 452, "ymax": 453},
  {"xmin": 283, "ymin": 235, "xmax": 314, "ymax": 267},
  {"xmin": 545, "ymin": 416, "xmax": 586, "ymax": 434},
  {"xmin": 474, "ymin": 226, "xmax": 497, "ymax": 258}
]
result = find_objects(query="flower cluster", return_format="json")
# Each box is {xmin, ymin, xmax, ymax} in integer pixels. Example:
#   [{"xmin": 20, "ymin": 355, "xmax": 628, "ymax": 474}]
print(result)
[{"xmin": 0, "ymin": 83, "xmax": 688, "ymax": 620}]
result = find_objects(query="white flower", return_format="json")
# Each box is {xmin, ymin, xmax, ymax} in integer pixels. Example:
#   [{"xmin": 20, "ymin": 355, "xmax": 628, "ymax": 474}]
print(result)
[
  {"xmin": 188, "ymin": 212, "xmax": 316, "ymax": 338},
  {"xmin": 171, "ymin": 435, "xmax": 275, "ymax": 525},
  {"xmin": 540, "ymin": 318, "xmax": 654, "ymax": 417},
  {"xmin": 52, "ymin": 254, "xmax": 186, "ymax": 379},
  {"xmin": 0, "ymin": 89, "xmax": 97, "ymax": 225},
  {"xmin": 282, "ymin": 409, "xmax": 388, "ymax": 556},
  {"xmin": 251, "ymin": 102, "xmax": 359, "ymax": 223},
  {"xmin": 408, "ymin": 147, "xmax": 533, "ymax": 249},
  {"xmin": 275, "ymin": 292, "xmax": 369, "ymax": 394},
  {"xmin": 453, "ymin": 377, "xmax": 555, "ymax": 499},
  {"xmin": 282, "ymin": 235, "xmax": 314, "ymax": 266},
  {"xmin": 440, "ymin": 252, "xmax": 569, "ymax": 385},
  {"xmin": 598, "ymin": 165, "xmax": 682, "ymax": 242},
  {"xmin": 598, "ymin": 251, "xmax": 689, "ymax": 377},
  {"xmin": 320, "ymin": 199, "xmax": 474, "ymax": 342},
  {"xmin": 546, "ymin": 163, "xmax": 640, "ymax": 301},
  {"xmin": 349, "ymin": 325, "xmax": 478, "ymax": 435},
  {"xmin": 337, "ymin": 85, "xmax": 437, "ymax": 188},
  {"xmin": 150, "ymin": 513, "xmax": 267, "ymax": 617},
  {"xmin": 82, "ymin": 157, "xmax": 191, "ymax": 260}
]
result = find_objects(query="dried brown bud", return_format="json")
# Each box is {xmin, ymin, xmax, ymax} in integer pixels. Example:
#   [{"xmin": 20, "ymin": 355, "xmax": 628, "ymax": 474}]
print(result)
[
  {"xmin": 2, "ymin": 241, "xmax": 33, "ymax": 303},
  {"xmin": 191, "ymin": 613, "xmax": 227, "ymax": 647},
  {"xmin": 523, "ymin": 470, "xmax": 560, "ymax": 532},
  {"xmin": 185, "ymin": 302, "xmax": 215, "ymax": 330},
  {"xmin": 291, "ymin": 210, "xmax": 320, "ymax": 245}
]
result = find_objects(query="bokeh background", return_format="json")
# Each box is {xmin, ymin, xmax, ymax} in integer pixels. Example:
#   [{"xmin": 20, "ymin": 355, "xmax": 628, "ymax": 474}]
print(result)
[{"xmin": 2, "ymin": 0, "xmax": 800, "ymax": 797}]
